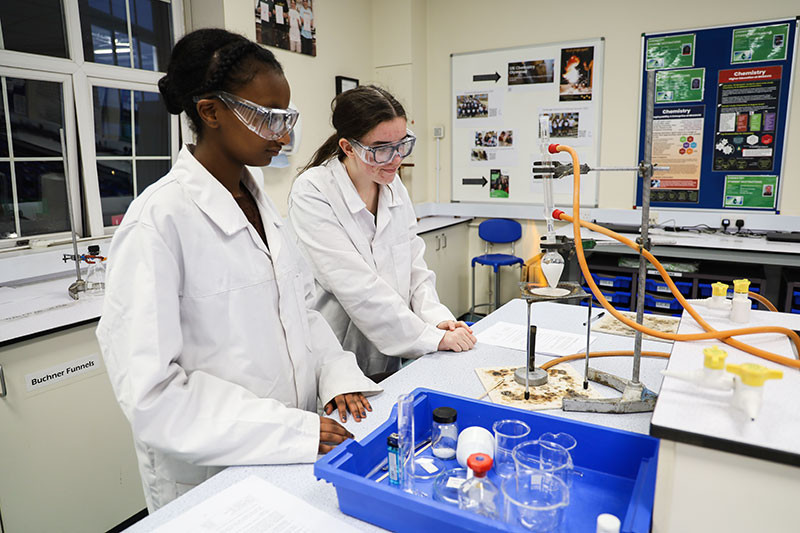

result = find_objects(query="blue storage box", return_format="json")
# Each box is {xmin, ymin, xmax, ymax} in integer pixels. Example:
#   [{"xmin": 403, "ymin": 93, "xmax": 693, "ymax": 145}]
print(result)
[
  {"xmin": 315, "ymin": 388, "xmax": 659, "ymax": 533},
  {"xmin": 793, "ymin": 290, "xmax": 800, "ymax": 306},
  {"xmin": 590, "ymin": 273, "xmax": 632, "ymax": 290},
  {"xmin": 644, "ymin": 293, "xmax": 682, "ymax": 312},
  {"xmin": 645, "ymin": 278, "xmax": 692, "ymax": 297},
  {"xmin": 581, "ymin": 286, "xmax": 632, "ymax": 307}
]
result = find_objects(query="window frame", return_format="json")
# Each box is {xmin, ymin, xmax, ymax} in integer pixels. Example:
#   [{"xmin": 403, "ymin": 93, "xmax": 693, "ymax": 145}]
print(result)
[
  {"xmin": 0, "ymin": 66, "xmax": 81, "ymax": 246},
  {"xmin": 0, "ymin": 0, "xmax": 184, "ymax": 247}
]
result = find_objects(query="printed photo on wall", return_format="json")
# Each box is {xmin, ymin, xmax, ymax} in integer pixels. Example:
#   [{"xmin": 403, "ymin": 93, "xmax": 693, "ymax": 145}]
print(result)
[
  {"xmin": 457, "ymin": 93, "xmax": 489, "ymax": 119},
  {"xmin": 508, "ymin": 59, "xmax": 555, "ymax": 85},
  {"xmin": 255, "ymin": 0, "xmax": 316, "ymax": 56},
  {"xmin": 559, "ymin": 46, "xmax": 594, "ymax": 101},
  {"xmin": 544, "ymin": 113, "xmax": 579, "ymax": 137},
  {"xmin": 490, "ymin": 168, "xmax": 510, "ymax": 198}
]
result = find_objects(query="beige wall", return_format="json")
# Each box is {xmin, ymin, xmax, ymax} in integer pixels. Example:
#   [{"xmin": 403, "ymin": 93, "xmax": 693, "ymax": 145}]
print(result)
[
  {"xmin": 424, "ymin": 0, "xmax": 800, "ymax": 215},
  {"xmin": 185, "ymin": 0, "xmax": 377, "ymax": 214}
]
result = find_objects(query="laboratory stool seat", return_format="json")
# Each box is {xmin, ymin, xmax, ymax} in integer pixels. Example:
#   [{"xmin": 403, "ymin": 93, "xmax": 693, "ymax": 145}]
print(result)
[{"xmin": 470, "ymin": 218, "xmax": 524, "ymax": 316}]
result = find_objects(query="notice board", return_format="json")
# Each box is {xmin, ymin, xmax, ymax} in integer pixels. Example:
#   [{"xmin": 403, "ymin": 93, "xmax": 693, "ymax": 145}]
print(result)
[
  {"xmin": 637, "ymin": 18, "xmax": 798, "ymax": 212},
  {"xmin": 451, "ymin": 39, "xmax": 604, "ymax": 207}
]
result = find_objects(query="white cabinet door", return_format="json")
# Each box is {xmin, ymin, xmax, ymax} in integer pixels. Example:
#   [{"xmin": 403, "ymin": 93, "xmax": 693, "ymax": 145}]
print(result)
[
  {"xmin": 436, "ymin": 223, "xmax": 469, "ymax": 318},
  {"xmin": 0, "ymin": 322, "xmax": 144, "ymax": 532},
  {"xmin": 419, "ymin": 223, "xmax": 470, "ymax": 319}
]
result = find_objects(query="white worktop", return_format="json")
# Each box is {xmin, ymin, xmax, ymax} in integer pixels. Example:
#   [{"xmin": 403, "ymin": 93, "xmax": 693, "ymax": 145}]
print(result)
[
  {"xmin": 415, "ymin": 215, "xmax": 473, "ymax": 234},
  {"xmin": 125, "ymin": 299, "xmax": 673, "ymax": 532},
  {"xmin": 557, "ymin": 225, "xmax": 800, "ymax": 256},
  {"xmin": 651, "ymin": 307, "xmax": 800, "ymax": 464}
]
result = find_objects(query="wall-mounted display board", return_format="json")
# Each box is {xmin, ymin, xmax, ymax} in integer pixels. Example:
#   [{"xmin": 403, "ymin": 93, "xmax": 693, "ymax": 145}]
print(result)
[
  {"xmin": 451, "ymin": 39, "xmax": 604, "ymax": 207},
  {"xmin": 637, "ymin": 19, "xmax": 797, "ymax": 212}
]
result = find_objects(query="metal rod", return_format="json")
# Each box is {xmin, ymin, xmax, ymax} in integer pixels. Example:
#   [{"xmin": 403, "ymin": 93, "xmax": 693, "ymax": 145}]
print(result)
[
  {"xmin": 60, "ymin": 128, "xmax": 81, "ymax": 283},
  {"xmin": 525, "ymin": 300, "xmax": 531, "ymax": 400},
  {"xmin": 631, "ymin": 70, "xmax": 657, "ymax": 385},
  {"xmin": 584, "ymin": 297, "xmax": 592, "ymax": 389},
  {"xmin": 592, "ymin": 166, "xmax": 670, "ymax": 172}
]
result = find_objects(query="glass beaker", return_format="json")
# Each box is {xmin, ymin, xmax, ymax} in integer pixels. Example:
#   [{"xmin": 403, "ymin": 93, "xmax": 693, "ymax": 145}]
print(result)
[
  {"xmin": 538, "ymin": 432, "xmax": 576, "ymax": 453},
  {"xmin": 513, "ymin": 440, "xmax": 573, "ymax": 488},
  {"xmin": 502, "ymin": 472, "xmax": 569, "ymax": 532},
  {"xmin": 493, "ymin": 419, "xmax": 531, "ymax": 478}
]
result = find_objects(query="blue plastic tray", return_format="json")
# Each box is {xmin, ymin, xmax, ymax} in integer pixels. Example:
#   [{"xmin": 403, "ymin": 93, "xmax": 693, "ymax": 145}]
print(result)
[
  {"xmin": 645, "ymin": 278, "xmax": 692, "ymax": 296},
  {"xmin": 315, "ymin": 388, "xmax": 659, "ymax": 532},
  {"xmin": 590, "ymin": 273, "xmax": 632, "ymax": 290}
]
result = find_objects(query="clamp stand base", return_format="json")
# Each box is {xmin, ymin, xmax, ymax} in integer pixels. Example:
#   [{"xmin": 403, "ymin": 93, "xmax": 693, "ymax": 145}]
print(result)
[
  {"xmin": 562, "ymin": 368, "xmax": 657, "ymax": 413},
  {"xmin": 513, "ymin": 367, "xmax": 548, "ymax": 386}
]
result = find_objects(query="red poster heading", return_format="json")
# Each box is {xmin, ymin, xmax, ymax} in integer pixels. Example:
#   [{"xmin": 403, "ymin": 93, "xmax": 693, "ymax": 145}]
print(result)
[{"xmin": 718, "ymin": 66, "xmax": 782, "ymax": 83}]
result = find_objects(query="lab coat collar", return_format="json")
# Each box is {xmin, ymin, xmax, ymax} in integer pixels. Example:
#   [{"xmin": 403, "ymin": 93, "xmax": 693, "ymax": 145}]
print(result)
[
  {"xmin": 327, "ymin": 157, "xmax": 404, "ymax": 214},
  {"xmin": 175, "ymin": 145, "xmax": 251, "ymax": 237}
]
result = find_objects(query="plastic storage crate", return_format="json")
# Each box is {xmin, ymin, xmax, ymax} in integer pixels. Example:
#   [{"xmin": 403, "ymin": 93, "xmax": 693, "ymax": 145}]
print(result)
[
  {"xmin": 793, "ymin": 290, "xmax": 800, "ymax": 307},
  {"xmin": 644, "ymin": 293, "xmax": 682, "ymax": 314},
  {"xmin": 580, "ymin": 287, "xmax": 632, "ymax": 308},
  {"xmin": 315, "ymin": 388, "xmax": 659, "ymax": 533},
  {"xmin": 645, "ymin": 278, "xmax": 692, "ymax": 297},
  {"xmin": 590, "ymin": 273, "xmax": 632, "ymax": 290}
]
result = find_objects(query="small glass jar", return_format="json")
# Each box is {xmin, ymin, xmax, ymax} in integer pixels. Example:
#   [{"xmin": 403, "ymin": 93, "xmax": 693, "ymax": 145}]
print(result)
[{"xmin": 431, "ymin": 406, "xmax": 458, "ymax": 460}]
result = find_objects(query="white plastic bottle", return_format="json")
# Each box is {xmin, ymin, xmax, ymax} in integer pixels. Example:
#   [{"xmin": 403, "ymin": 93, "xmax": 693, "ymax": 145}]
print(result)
[
  {"xmin": 729, "ymin": 278, "xmax": 751, "ymax": 323},
  {"xmin": 596, "ymin": 513, "xmax": 621, "ymax": 533}
]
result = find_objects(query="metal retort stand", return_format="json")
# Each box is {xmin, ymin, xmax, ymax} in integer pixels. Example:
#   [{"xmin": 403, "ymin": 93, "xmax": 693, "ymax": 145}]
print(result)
[{"xmin": 526, "ymin": 70, "xmax": 668, "ymax": 414}]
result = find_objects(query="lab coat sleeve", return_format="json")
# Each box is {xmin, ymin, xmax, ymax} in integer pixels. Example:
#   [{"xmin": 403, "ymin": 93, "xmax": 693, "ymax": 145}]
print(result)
[
  {"xmin": 298, "ymin": 262, "xmax": 383, "ymax": 406},
  {"xmin": 289, "ymin": 181, "xmax": 445, "ymax": 358},
  {"xmin": 403, "ymin": 198, "xmax": 457, "ymax": 327},
  {"xmin": 97, "ymin": 222, "xmax": 320, "ymax": 467}
]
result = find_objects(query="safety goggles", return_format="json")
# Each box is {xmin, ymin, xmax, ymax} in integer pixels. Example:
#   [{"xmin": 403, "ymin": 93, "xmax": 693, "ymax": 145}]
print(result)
[
  {"xmin": 349, "ymin": 130, "xmax": 416, "ymax": 166},
  {"xmin": 197, "ymin": 91, "xmax": 299, "ymax": 140}
]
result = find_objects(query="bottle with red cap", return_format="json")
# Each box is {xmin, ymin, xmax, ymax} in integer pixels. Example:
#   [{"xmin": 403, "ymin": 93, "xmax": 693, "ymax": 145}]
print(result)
[{"xmin": 457, "ymin": 453, "xmax": 499, "ymax": 519}]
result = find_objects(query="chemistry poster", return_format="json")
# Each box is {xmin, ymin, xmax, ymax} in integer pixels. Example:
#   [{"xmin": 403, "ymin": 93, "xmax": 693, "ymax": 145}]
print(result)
[
  {"xmin": 655, "ymin": 68, "xmax": 705, "ymax": 103},
  {"xmin": 731, "ymin": 23, "xmax": 789, "ymax": 64},
  {"xmin": 723, "ymin": 175, "xmax": 777, "ymax": 209},
  {"xmin": 650, "ymin": 106, "xmax": 704, "ymax": 195},
  {"xmin": 507, "ymin": 59, "xmax": 554, "ymax": 91},
  {"xmin": 646, "ymin": 34, "xmax": 696, "ymax": 70},
  {"xmin": 559, "ymin": 47, "xmax": 593, "ymax": 101},
  {"xmin": 713, "ymin": 66, "xmax": 781, "ymax": 172},
  {"xmin": 255, "ymin": 0, "xmax": 316, "ymax": 56}
]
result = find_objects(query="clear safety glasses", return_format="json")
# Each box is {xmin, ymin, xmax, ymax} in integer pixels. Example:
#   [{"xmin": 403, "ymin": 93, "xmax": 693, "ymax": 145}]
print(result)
[
  {"xmin": 197, "ymin": 91, "xmax": 299, "ymax": 140},
  {"xmin": 349, "ymin": 130, "xmax": 416, "ymax": 166}
]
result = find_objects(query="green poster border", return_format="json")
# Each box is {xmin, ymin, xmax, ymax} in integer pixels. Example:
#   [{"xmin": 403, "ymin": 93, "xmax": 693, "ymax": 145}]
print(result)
[
  {"xmin": 730, "ymin": 23, "xmax": 790, "ymax": 64},
  {"xmin": 722, "ymin": 175, "xmax": 777, "ymax": 209}
]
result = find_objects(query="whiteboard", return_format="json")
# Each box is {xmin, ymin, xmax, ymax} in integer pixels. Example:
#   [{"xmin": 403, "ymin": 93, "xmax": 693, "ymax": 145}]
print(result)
[{"xmin": 451, "ymin": 38, "xmax": 604, "ymax": 208}]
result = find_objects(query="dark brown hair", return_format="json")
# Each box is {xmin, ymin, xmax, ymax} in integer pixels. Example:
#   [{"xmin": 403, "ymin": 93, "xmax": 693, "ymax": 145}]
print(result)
[
  {"xmin": 157, "ymin": 29, "xmax": 284, "ymax": 136},
  {"xmin": 301, "ymin": 85, "xmax": 406, "ymax": 173}
]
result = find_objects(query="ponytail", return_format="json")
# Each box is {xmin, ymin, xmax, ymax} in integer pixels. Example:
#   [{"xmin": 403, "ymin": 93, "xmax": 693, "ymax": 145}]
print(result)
[
  {"xmin": 300, "ymin": 133, "xmax": 341, "ymax": 174},
  {"xmin": 298, "ymin": 85, "xmax": 406, "ymax": 176}
]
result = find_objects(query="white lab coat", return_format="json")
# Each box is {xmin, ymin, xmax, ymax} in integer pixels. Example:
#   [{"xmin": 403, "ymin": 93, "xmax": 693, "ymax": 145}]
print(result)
[
  {"xmin": 288, "ymin": 158, "xmax": 454, "ymax": 377},
  {"xmin": 96, "ymin": 146, "xmax": 381, "ymax": 511}
]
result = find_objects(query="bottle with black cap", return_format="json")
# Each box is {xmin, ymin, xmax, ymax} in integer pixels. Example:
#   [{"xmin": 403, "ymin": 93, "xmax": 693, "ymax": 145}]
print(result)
[{"xmin": 431, "ymin": 406, "xmax": 458, "ymax": 460}]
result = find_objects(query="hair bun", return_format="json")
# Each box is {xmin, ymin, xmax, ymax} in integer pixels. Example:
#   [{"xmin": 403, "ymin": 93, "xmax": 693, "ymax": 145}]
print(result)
[{"xmin": 158, "ymin": 75, "xmax": 184, "ymax": 114}]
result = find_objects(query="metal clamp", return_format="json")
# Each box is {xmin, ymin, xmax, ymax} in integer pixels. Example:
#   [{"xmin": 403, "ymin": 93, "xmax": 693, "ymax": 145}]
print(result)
[{"xmin": 0, "ymin": 364, "xmax": 6, "ymax": 397}]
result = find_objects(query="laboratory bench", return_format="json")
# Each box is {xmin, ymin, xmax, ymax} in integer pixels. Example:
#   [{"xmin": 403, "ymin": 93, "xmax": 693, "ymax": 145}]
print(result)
[
  {"xmin": 125, "ymin": 299, "xmax": 673, "ymax": 532},
  {"xmin": 124, "ymin": 298, "xmax": 800, "ymax": 533}
]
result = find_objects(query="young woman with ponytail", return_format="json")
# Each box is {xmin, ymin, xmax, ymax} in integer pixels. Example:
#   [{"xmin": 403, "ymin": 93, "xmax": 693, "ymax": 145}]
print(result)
[
  {"xmin": 288, "ymin": 86, "xmax": 476, "ymax": 381},
  {"xmin": 96, "ymin": 29, "xmax": 380, "ymax": 511}
]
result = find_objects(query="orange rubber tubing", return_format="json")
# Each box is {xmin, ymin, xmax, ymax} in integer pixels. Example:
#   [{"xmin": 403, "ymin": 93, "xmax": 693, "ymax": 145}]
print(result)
[
  {"xmin": 749, "ymin": 291, "xmax": 778, "ymax": 312},
  {"xmin": 540, "ymin": 350, "xmax": 671, "ymax": 371},
  {"xmin": 552, "ymin": 143, "xmax": 800, "ymax": 370}
]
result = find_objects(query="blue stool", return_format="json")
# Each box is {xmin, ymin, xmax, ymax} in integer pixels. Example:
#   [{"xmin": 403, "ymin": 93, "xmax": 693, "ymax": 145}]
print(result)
[{"xmin": 470, "ymin": 219, "xmax": 525, "ymax": 315}]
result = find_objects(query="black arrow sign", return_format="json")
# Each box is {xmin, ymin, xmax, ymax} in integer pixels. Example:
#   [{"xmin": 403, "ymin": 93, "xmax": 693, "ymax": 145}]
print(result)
[
  {"xmin": 462, "ymin": 177, "xmax": 488, "ymax": 187},
  {"xmin": 473, "ymin": 72, "xmax": 501, "ymax": 83}
]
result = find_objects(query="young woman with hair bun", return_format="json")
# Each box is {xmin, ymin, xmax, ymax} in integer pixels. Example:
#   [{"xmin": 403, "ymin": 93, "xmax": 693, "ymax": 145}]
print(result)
[{"xmin": 96, "ymin": 29, "xmax": 380, "ymax": 511}]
